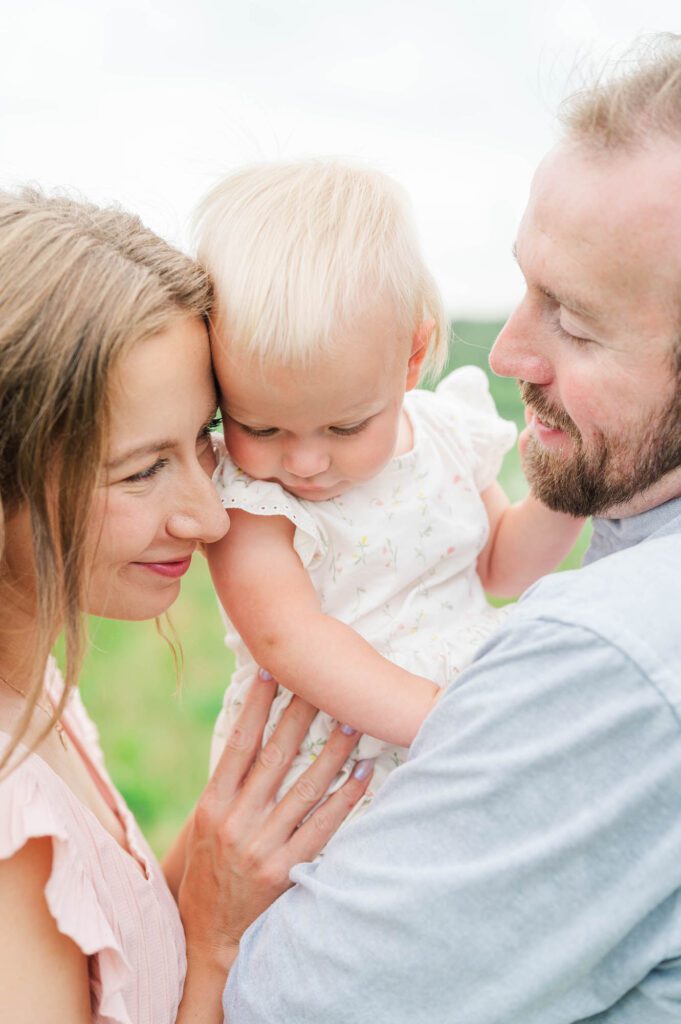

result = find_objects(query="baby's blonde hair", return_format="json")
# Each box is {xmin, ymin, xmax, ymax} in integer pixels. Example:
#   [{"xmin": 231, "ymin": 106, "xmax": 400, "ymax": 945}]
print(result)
[{"xmin": 194, "ymin": 161, "xmax": 448, "ymax": 378}]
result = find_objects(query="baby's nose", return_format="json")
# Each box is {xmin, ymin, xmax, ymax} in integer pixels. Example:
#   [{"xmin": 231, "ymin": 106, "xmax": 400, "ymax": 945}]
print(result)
[{"xmin": 282, "ymin": 445, "xmax": 331, "ymax": 478}]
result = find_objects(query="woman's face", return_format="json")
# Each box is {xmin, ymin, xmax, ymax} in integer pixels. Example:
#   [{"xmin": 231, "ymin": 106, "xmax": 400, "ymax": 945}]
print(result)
[{"xmin": 85, "ymin": 315, "xmax": 229, "ymax": 621}]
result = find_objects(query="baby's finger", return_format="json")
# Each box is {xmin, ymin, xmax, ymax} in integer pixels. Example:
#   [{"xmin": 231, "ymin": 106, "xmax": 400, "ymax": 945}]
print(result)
[
  {"xmin": 282, "ymin": 758, "xmax": 374, "ymax": 865},
  {"xmin": 207, "ymin": 672, "xmax": 278, "ymax": 801}
]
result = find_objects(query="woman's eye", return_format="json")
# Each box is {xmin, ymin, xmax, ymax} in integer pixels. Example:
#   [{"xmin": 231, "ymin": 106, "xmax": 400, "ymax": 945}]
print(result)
[
  {"xmin": 205, "ymin": 415, "xmax": 223, "ymax": 434},
  {"xmin": 330, "ymin": 420, "xmax": 369, "ymax": 437},
  {"xmin": 199, "ymin": 415, "xmax": 223, "ymax": 439},
  {"xmin": 124, "ymin": 458, "xmax": 168, "ymax": 483}
]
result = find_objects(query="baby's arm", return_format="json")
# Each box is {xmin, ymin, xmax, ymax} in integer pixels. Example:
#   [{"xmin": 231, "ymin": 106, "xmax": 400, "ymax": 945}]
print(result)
[
  {"xmin": 208, "ymin": 510, "xmax": 440, "ymax": 747},
  {"xmin": 476, "ymin": 481, "xmax": 584, "ymax": 598}
]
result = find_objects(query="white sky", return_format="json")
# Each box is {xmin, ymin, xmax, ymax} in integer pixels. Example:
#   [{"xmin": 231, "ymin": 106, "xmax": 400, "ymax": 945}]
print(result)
[{"xmin": 1, "ymin": 1, "xmax": 679, "ymax": 316}]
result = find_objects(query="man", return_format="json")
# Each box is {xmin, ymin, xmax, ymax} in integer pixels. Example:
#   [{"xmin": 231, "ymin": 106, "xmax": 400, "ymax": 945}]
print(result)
[{"xmin": 225, "ymin": 36, "xmax": 681, "ymax": 1023}]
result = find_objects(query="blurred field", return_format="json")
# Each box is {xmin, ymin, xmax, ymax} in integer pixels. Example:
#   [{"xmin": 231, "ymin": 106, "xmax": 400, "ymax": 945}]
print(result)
[{"xmin": 79, "ymin": 321, "xmax": 591, "ymax": 856}]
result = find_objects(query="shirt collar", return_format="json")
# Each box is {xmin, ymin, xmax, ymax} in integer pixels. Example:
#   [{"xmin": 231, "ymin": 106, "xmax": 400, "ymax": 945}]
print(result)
[{"xmin": 584, "ymin": 495, "xmax": 681, "ymax": 565}]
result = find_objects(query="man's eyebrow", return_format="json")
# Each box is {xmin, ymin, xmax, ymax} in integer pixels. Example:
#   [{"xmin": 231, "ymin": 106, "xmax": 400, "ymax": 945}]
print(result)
[{"xmin": 511, "ymin": 243, "xmax": 600, "ymax": 322}]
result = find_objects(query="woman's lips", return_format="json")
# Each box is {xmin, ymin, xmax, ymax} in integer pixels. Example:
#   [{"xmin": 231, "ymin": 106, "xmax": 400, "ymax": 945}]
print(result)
[{"xmin": 132, "ymin": 556, "xmax": 193, "ymax": 578}]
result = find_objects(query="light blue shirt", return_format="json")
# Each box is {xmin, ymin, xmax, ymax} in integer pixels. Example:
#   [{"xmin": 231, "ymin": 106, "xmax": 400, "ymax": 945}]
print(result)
[{"xmin": 225, "ymin": 497, "xmax": 681, "ymax": 1023}]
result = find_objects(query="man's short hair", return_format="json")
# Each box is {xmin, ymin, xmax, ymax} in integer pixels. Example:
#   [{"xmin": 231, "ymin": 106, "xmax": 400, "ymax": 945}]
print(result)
[{"xmin": 561, "ymin": 33, "xmax": 681, "ymax": 151}]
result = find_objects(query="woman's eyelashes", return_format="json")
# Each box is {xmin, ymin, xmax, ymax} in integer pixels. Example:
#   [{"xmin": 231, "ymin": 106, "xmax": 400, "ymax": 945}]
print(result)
[
  {"xmin": 124, "ymin": 458, "xmax": 169, "ymax": 483},
  {"xmin": 204, "ymin": 415, "xmax": 223, "ymax": 435},
  {"xmin": 124, "ymin": 415, "xmax": 222, "ymax": 483}
]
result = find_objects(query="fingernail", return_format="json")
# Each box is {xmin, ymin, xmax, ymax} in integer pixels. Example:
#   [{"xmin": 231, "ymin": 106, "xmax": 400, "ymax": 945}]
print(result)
[
  {"xmin": 352, "ymin": 758, "xmax": 375, "ymax": 781},
  {"xmin": 258, "ymin": 668, "xmax": 273, "ymax": 681},
  {"xmin": 340, "ymin": 723, "xmax": 357, "ymax": 736}
]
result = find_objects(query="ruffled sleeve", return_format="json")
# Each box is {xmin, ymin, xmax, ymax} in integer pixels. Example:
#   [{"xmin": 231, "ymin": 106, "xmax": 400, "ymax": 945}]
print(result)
[
  {"xmin": 213, "ymin": 449, "xmax": 328, "ymax": 569},
  {"xmin": 0, "ymin": 751, "xmax": 132, "ymax": 1024},
  {"xmin": 435, "ymin": 366, "xmax": 517, "ymax": 491}
]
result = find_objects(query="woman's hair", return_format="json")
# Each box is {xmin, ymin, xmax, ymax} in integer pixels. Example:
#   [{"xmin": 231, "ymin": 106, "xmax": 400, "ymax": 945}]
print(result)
[
  {"xmin": 0, "ymin": 187, "xmax": 212, "ymax": 768},
  {"xmin": 194, "ymin": 160, "xmax": 448, "ymax": 377},
  {"xmin": 560, "ymin": 33, "xmax": 681, "ymax": 151}
]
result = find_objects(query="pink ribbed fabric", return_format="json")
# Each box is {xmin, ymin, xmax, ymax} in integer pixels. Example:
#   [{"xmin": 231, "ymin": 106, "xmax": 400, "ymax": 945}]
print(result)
[{"xmin": 0, "ymin": 661, "xmax": 186, "ymax": 1024}]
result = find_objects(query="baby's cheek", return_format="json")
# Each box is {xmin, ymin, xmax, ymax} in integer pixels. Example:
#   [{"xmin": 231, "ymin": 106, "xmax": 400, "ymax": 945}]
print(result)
[
  {"xmin": 224, "ymin": 431, "xmax": 268, "ymax": 478},
  {"xmin": 357, "ymin": 436, "xmax": 394, "ymax": 478},
  {"xmin": 222, "ymin": 425, "xmax": 244, "ymax": 463}
]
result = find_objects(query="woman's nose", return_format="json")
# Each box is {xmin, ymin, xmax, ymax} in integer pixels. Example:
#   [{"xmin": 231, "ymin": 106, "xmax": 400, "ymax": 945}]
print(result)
[
  {"xmin": 167, "ymin": 465, "xmax": 229, "ymax": 544},
  {"xmin": 489, "ymin": 298, "xmax": 553, "ymax": 385},
  {"xmin": 282, "ymin": 444, "xmax": 331, "ymax": 478}
]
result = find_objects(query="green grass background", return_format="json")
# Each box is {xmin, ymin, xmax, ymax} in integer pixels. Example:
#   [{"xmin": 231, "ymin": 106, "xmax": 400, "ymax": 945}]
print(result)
[{"xmin": 78, "ymin": 321, "xmax": 591, "ymax": 856}]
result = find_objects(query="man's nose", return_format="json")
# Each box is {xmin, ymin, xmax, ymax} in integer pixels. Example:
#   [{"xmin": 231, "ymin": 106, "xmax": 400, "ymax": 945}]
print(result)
[
  {"xmin": 489, "ymin": 297, "xmax": 553, "ymax": 385},
  {"xmin": 282, "ymin": 443, "xmax": 331, "ymax": 478}
]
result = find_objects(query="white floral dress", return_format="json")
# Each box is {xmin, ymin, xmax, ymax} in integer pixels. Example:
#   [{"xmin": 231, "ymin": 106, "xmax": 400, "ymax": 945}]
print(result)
[{"xmin": 210, "ymin": 366, "xmax": 517, "ymax": 822}]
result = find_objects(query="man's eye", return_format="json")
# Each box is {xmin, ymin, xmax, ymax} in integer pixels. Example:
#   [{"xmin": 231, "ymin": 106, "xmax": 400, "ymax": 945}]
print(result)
[
  {"xmin": 124, "ymin": 458, "xmax": 168, "ymax": 483},
  {"xmin": 554, "ymin": 321, "xmax": 591, "ymax": 346},
  {"xmin": 330, "ymin": 420, "xmax": 369, "ymax": 436},
  {"xmin": 561, "ymin": 328, "xmax": 591, "ymax": 345}
]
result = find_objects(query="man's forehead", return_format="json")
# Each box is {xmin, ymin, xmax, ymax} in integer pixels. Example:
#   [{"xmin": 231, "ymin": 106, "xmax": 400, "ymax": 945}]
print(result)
[
  {"xmin": 530, "ymin": 138, "xmax": 681, "ymax": 239},
  {"xmin": 518, "ymin": 138, "xmax": 681, "ymax": 322},
  {"xmin": 511, "ymin": 241, "xmax": 601, "ymax": 323}
]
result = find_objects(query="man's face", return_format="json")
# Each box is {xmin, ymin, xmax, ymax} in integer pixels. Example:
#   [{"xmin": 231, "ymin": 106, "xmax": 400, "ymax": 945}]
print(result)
[{"xmin": 489, "ymin": 139, "xmax": 681, "ymax": 517}]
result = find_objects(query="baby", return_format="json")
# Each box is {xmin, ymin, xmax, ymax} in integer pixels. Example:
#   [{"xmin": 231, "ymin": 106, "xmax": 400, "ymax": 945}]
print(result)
[{"xmin": 195, "ymin": 161, "xmax": 583, "ymax": 821}]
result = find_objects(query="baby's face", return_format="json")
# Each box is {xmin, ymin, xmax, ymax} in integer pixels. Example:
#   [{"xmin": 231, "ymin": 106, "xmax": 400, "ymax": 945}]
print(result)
[{"xmin": 213, "ymin": 301, "xmax": 413, "ymax": 501}]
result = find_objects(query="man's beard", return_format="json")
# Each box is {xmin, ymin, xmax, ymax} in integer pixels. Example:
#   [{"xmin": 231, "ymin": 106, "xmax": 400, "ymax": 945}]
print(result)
[{"xmin": 520, "ymin": 379, "xmax": 681, "ymax": 517}]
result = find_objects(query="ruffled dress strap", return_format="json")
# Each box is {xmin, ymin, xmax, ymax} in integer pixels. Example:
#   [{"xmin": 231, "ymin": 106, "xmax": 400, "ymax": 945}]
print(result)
[
  {"xmin": 213, "ymin": 448, "xmax": 328, "ymax": 568},
  {"xmin": 44, "ymin": 662, "xmax": 154, "ymax": 881},
  {"xmin": 435, "ymin": 365, "xmax": 517, "ymax": 491},
  {"xmin": 0, "ymin": 740, "xmax": 132, "ymax": 1024}
]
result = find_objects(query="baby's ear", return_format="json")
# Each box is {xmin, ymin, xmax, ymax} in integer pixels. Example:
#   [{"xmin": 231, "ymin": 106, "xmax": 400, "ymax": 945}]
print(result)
[{"xmin": 406, "ymin": 320, "xmax": 435, "ymax": 390}]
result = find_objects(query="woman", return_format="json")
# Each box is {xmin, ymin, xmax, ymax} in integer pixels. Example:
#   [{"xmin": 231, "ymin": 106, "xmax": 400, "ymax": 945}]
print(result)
[{"xmin": 0, "ymin": 188, "xmax": 371, "ymax": 1023}]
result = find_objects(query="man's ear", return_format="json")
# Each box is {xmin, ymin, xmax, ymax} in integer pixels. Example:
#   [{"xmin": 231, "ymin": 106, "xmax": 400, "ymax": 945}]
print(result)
[{"xmin": 406, "ymin": 319, "xmax": 435, "ymax": 390}]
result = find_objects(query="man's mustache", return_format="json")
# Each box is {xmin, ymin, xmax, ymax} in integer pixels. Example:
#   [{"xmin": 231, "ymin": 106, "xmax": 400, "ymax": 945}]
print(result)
[{"xmin": 519, "ymin": 381, "xmax": 580, "ymax": 441}]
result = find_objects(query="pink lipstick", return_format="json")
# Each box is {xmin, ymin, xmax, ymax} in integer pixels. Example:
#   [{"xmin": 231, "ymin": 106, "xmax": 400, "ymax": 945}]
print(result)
[{"xmin": 133, "ymin": 556, "xmax": 192, "ymax": 578}]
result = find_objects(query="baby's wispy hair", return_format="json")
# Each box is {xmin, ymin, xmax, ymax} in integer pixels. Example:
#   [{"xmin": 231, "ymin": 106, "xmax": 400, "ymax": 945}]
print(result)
[{"xmin": 194, "ymin": 161, "xmax": 448, "ymax": 377}]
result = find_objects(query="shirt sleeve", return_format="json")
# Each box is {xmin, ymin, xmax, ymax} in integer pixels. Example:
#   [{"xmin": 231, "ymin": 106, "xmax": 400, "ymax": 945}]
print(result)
[
  {"xmin": 435, "ymin": 365, "xmax": 517, "ymax": 491},
  {"xmin": 223, "ymin": 613, "xmax": 681, "ymax": 1024},
  {"xmin": 213, "ymin": 449, "xmax": 326, "ymax": 568}
]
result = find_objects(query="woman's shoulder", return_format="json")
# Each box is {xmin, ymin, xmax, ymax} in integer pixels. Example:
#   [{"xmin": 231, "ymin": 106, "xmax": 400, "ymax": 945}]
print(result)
[
  {"xmin": 0, "ymin": 732, "xmax": 94, "ymax": 884},
  {"xmin": 0, "ymin": 728, "xmax": 184, "ymax": 1024},
  {"xmin": 0, "ymin": 828, "xmax": 92, "ymax": 1023},
  {"xmin": 0, "ymin": 730, "xmax": 61, "ymax": 823},
  {"xmin": 0, "ymin": 742, "xmax": 134, "ymax": 1021}
]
